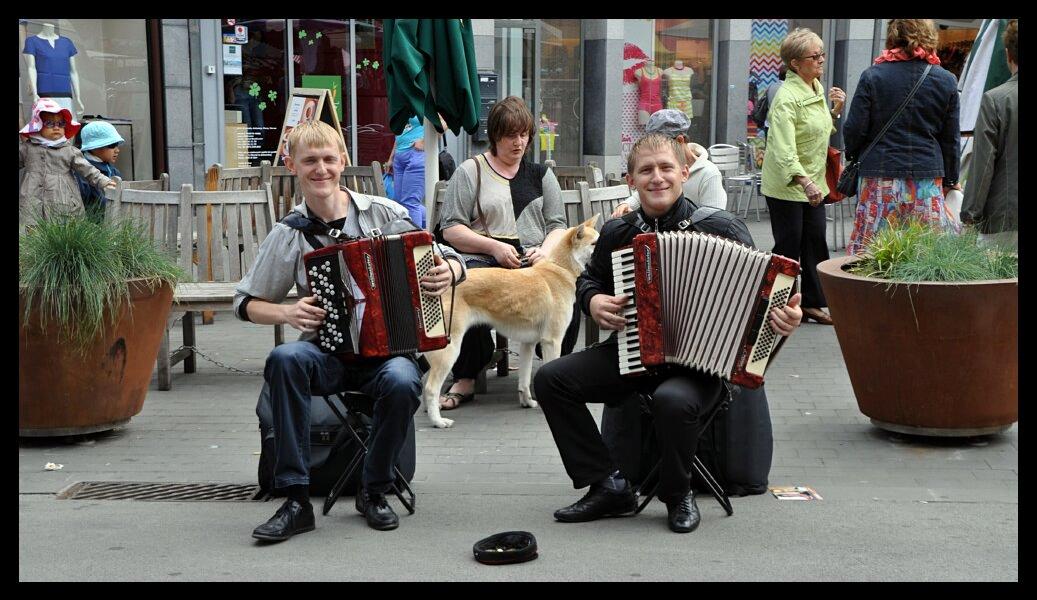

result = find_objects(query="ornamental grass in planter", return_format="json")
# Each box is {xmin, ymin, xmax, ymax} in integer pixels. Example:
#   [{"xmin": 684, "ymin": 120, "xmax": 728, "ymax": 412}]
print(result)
[
  {"xmin": 816, "ymin": 218, "xmax": 1017, "ymax": 437},
  {"xmin": 19, "ymin": 214, "xmax": 183, "ymax": 436},
  {"xmin": 847, "ymin": 218, "xmax": 1017, "ymax": 283}
]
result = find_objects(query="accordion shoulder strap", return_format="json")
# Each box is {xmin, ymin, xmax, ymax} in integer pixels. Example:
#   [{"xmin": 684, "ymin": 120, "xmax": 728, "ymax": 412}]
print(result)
[{"xmin": 281, "ymin": 209, "xmax": 358, "ymax": 250}]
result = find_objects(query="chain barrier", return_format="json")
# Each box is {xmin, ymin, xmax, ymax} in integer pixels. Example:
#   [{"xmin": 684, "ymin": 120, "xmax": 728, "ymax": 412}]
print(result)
[
  {"xmin": 173, "ymin": 345, "xmax": 263, "ymax": 376},
  {"xmin": 173, "ymin": 346, "xmax": 536, "ymax": 377}
]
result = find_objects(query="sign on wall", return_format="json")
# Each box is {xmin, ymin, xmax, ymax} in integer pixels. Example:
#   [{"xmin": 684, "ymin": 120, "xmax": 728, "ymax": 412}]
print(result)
[{"xmin": 273, "ymin": 87, "xmax": 349, "ymax": 166}]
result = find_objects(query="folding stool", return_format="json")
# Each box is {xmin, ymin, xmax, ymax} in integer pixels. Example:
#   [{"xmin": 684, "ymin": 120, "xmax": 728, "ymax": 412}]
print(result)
[
  {"xmin": 319, "ymin": 391, "xmax": 416, "ymax": 517},
  {"xmin": 631, "ymin": 387, "xmax": 735, "ymax": 517}
]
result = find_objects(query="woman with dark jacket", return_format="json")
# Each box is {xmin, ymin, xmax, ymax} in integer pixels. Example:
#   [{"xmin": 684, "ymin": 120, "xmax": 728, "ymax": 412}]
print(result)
[{"xmin": 843, "ymin": 19, "xmax": 961, "ymax": 255}]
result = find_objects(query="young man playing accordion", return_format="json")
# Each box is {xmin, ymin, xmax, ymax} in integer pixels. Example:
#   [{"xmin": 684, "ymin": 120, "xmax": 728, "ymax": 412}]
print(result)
[
  {"xmin": 235, "ymin": 121, "xmax": 466, "ymax": 541},
  {"xmin": 533, "ymin": 133, "xmax": 803, "ymax": 533}
]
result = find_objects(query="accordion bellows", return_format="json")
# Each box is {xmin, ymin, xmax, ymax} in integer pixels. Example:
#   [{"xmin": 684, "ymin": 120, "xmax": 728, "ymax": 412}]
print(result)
[
  {"xmin": 304, "ymin": 231, "xmax": 448, "ymax": 358},
  {"xmin": 612, "ymin": 231, "xmax": 799, "ymax": 388}
]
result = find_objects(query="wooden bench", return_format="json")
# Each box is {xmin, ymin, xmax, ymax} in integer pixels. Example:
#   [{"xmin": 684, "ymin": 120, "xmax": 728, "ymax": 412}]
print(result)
[{"xmin": 108, "ymin": 183, "xmax": 286, "ymax": 389}]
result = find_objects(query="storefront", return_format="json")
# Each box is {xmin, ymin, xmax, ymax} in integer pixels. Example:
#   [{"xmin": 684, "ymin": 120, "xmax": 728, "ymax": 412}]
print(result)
[
  {"xmin": 19, "ymin": 18, "xmax": 157, "ymax": 181},
  {"xmin": 934, "ymin": 19, "xmax": 983, "ymax": 78},
  {"xmin": 493, "ymin": 20, "xmax": 583, "ymax": 166},
  {"xmin": 219, "ymin": 18, "xmax": 422, "ymax": 169},
  {"xmin": 621, "ymin": 19, "xmax": 716, "ymax": 165}
]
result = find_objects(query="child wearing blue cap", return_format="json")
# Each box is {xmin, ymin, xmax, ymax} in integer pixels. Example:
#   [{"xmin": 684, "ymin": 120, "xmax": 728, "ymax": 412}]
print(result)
[{"xmin": 75, "ymin": 120, "xmax": 124, "ymax": 220}]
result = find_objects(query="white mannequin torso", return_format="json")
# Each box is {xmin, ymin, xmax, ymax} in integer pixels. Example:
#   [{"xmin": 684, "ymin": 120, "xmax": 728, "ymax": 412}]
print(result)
[
  {"xmin": 24, "ymin": 24, "xmax": 83, "ymax": 114},
  {"xmin": 37, "ymin": 23, "xmax": 58, "ymax": 46}
]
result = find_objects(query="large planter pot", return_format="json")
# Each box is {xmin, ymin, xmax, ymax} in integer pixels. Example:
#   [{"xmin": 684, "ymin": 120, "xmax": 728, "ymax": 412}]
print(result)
[
  {"xmin": 19, "ymin": 279, "xmax": 174, "ymax": 437},
  {"xmin": 817, "ymin": 256, "xmax": 1017, "ymax": 437}
]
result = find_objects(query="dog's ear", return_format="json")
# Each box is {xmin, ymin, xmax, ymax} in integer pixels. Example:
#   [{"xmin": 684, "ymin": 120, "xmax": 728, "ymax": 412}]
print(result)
[{"xmin": 574, "ymin": 214, "xmax": 600, "ymax": 240}]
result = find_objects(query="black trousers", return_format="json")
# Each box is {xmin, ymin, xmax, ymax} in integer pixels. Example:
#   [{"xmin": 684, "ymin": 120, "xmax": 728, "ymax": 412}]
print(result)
[
  {"xmin": 765, "ymin": 196, "xmax": 830, "ymax": 309},
  {"xmin": 450, "ymin": 259, "xmax": 580, "ymax": 380},
  {"xmin": 533, "ymin": 342, "xmax": 723, "ymax": 504}
]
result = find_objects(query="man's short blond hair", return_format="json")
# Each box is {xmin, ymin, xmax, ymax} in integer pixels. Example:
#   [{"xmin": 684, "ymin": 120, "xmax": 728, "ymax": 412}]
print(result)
[
  {"xmin": 781, "ymin": 28, "xmax": 823, "ymax": 74},
  {"xmin": 286, "ymin": 120, "xmax": 346, "ymax": 157},
  {"xmin": 627, "ymin": 133, "xmax": 685, "ymax": 174}
]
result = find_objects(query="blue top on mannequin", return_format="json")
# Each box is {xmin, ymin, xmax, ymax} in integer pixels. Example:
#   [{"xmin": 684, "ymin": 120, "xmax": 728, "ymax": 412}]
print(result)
[{"xmin": 23, "ymin": 35, "xmax": 78, "ymax": 95}]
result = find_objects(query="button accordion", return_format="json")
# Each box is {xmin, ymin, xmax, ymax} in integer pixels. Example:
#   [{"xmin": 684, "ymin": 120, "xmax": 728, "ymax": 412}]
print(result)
[
  {"xmin": 611, "ymin": 231, "xmax": 799, "ymax": 389},
  {"xmin": 303, "ymin": 230, "xmax": 449, "ymax": 358}
]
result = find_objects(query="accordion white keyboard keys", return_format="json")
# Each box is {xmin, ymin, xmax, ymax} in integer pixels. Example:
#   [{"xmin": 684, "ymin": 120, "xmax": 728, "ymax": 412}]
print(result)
[
  {"xmin": 611, "ymin": 231, "xmax": 799, "ymax": 388},
  {"xmin": 612, "ymin": 248, "xmax": 642, "ymax": 375}
]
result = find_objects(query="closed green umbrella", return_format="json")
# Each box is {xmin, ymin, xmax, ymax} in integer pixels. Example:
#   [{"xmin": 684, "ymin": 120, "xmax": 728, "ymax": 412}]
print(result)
[
  {"xmin": 383, "ymin": 19, "xmax": 482, "ymax": 226},
  {"xmin": 383, "ymin": 18, "xmax": 481, "ymax": 135}
]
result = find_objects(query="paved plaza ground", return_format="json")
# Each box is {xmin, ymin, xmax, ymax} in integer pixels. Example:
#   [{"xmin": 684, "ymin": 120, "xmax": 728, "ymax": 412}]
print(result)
[{"xmin": 19, "ymin": 213, "xmax": 1018, "ymax": 581}]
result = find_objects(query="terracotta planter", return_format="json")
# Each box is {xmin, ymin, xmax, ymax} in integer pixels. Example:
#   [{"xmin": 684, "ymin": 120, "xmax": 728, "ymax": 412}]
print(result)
[
  {"xmin": 19, "ymin": 279, "xmax": 174, "ymax": 437},
  {"xmin": 817, "ymin": 256, "xmax": 1017, "ymax": 436}
]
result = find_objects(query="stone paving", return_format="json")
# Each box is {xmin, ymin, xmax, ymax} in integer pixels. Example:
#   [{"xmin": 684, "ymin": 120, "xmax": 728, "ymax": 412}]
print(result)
[{"xmin": 18, "ymin": 210, "xmax": 1018, "ymax": 581}]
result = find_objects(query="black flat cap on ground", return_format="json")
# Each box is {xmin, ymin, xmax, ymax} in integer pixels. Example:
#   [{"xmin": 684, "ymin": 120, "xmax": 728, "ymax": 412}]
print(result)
[{"xmin": 473, "ymin": 531, "xmax": 538, "ymax": 565}]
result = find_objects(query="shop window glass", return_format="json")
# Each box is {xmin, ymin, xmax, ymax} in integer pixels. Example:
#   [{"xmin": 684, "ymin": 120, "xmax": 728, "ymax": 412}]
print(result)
[
  {"xmin": 291, "ymin": 19, "xmax": 352, "ymax": 133},
  {"xmin": 354, "ymin": 19, "xmax": 394, "ymax": 167},
  {"xmin": 222, "ymin": 19, "xmax": 287, "ymax": 166},
  {"xmin": 20, "ymin": 19, "xmax": 154, "ymax": 180},
  {"xmin": 539, "ymin": 19, "xmax": 581, "ymax": 166},
  {"xmin": 653, "ymin": 19, "xmax": 714, "ymax": 147},
  {"xmin": 937, "ymin": 23, "xmax": 981, "ymax": 79}
]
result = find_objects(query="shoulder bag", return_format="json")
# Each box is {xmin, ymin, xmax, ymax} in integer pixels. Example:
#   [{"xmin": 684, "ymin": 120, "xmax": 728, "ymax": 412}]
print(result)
[{"xmin": 836, "ymin": 64, "xmax": 932, "ymax": 198}]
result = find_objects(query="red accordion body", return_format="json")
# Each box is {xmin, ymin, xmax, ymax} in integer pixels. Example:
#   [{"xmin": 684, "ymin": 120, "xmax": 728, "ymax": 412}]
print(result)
[{"xmin": 303, "ymin": 230, "xmax": 448, "ymax": 359}]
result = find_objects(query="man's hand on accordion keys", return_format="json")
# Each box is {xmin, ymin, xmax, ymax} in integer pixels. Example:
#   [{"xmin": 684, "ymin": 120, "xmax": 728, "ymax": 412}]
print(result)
[
  {"xmin": 286, "ymin": 296, "xmax": 327, "ymax": 332},
  {"xmin": 769, "ymin": 292, "xmax": 803, "ymax": 337},
  {"xmin": 590, "ymin": 293, "xmax": 631, "ymax": 331},
  {"xmin": 419, "ymin": 254, "xmax": 461, "ymax": 297}
]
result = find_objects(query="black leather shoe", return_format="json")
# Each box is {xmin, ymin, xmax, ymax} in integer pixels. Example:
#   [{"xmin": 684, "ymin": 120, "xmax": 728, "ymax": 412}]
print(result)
[
  {"xmin": 356, "ymin": 488, "xmax": 399, "ymax": 531},
  {"xmin": 554, "ymin": 485, "xmax": 637, "ymax": 523},
  {"xmin": 252, "ymin": 498, "xmax": 315, "ymax": 542},
  {"xmin": 665, "ymin": 491, "xmax": 700, "ymax": 533}
]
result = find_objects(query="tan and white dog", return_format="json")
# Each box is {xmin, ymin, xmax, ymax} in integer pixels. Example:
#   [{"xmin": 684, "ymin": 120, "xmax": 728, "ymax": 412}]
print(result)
[{"xmin": 424, "ymin": 215, "xmax": 600, "ymax": 428}]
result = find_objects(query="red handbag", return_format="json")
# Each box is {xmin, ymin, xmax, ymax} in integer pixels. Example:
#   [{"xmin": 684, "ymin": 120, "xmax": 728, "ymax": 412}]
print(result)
[{"xmin": 824, "ymin": 146, "xmax": 846, "ymax": 204}]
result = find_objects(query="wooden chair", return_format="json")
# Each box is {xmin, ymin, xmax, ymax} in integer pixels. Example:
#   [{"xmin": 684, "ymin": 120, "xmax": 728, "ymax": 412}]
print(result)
[
  {"xmin": 208, "ymin": 162, "xmax": 267, "ymax": 192},
  {"xmin": 578, "ymin": 181, "xmax": 632, "ymax": 231},
  {"xmin": 262, "ymin": 161, "xmax": 388, "ymax": 221},
  {"xmin": 108, "ymin": 183, "xmax": 288, "ymax": 390},
  {"xmin": 574, "ymin": 182, "xmax": 632, "ymax": 347},
  {"xmin": 112, "ymin": 173, "xmax": 170, "ymax": 192},
  {"xmin": 429, "ymin": 180, "xmax": 450, "ymax": 232},
  {"xmin": 267, "ymin": 163, "xmax": 301, "ymax": 221},
  {"xmin": 341, "ymin": 162, "xmax": 387, "ymax": 197},
  {"xmin": 545, "ymin": 159, "xmax": 600, "ymax": 190}
]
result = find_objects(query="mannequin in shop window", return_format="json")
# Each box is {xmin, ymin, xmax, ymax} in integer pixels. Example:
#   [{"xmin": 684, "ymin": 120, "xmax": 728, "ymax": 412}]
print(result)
[
  {"xmin": 663, "ymin": 59, "xmax": 694, "ymax": 120},
  {"xmin": 634, "ymin": 59, "xmax": 663, "ymax": 126},
  {"xmin": 23, "ymin": 22, "xmax": 85, "ymax": 115}
]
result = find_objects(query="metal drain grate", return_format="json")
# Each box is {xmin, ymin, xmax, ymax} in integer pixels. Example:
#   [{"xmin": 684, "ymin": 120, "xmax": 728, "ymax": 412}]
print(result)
[{"xmin": 57, "ymin": 482, "xmax": 262, "ymax": 502}]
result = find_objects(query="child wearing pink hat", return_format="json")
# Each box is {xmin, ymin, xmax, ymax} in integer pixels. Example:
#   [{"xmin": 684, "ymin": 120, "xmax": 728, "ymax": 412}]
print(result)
[{"xmin": 19, "ymin": 97, "xmax": 115, "ymax": 229}]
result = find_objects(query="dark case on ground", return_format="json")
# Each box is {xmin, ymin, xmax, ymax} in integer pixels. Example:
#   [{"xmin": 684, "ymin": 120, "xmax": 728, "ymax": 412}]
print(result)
[
  {"xmin": 600, "ymin": 384, "xmax": 773, "ymax": 496},
  {"xmin": 256, "ymin": 382, "xmax": 416, "ymax": 497}
]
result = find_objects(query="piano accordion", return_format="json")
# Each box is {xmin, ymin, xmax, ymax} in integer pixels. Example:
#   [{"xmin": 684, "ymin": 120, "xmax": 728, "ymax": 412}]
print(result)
[
  {"xmin": 611, "ymin": 231, "xmax": 800, "ymax": 388},
  {"xmin": 303, "ymin": 230, "xmax": 448, "ymax": 358}
]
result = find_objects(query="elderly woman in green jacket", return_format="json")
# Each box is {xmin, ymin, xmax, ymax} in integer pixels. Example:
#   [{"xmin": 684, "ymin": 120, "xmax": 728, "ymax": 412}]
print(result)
[{"xmin": 761, "ymin": 28, "xmax": 846, "ymax": 325}]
